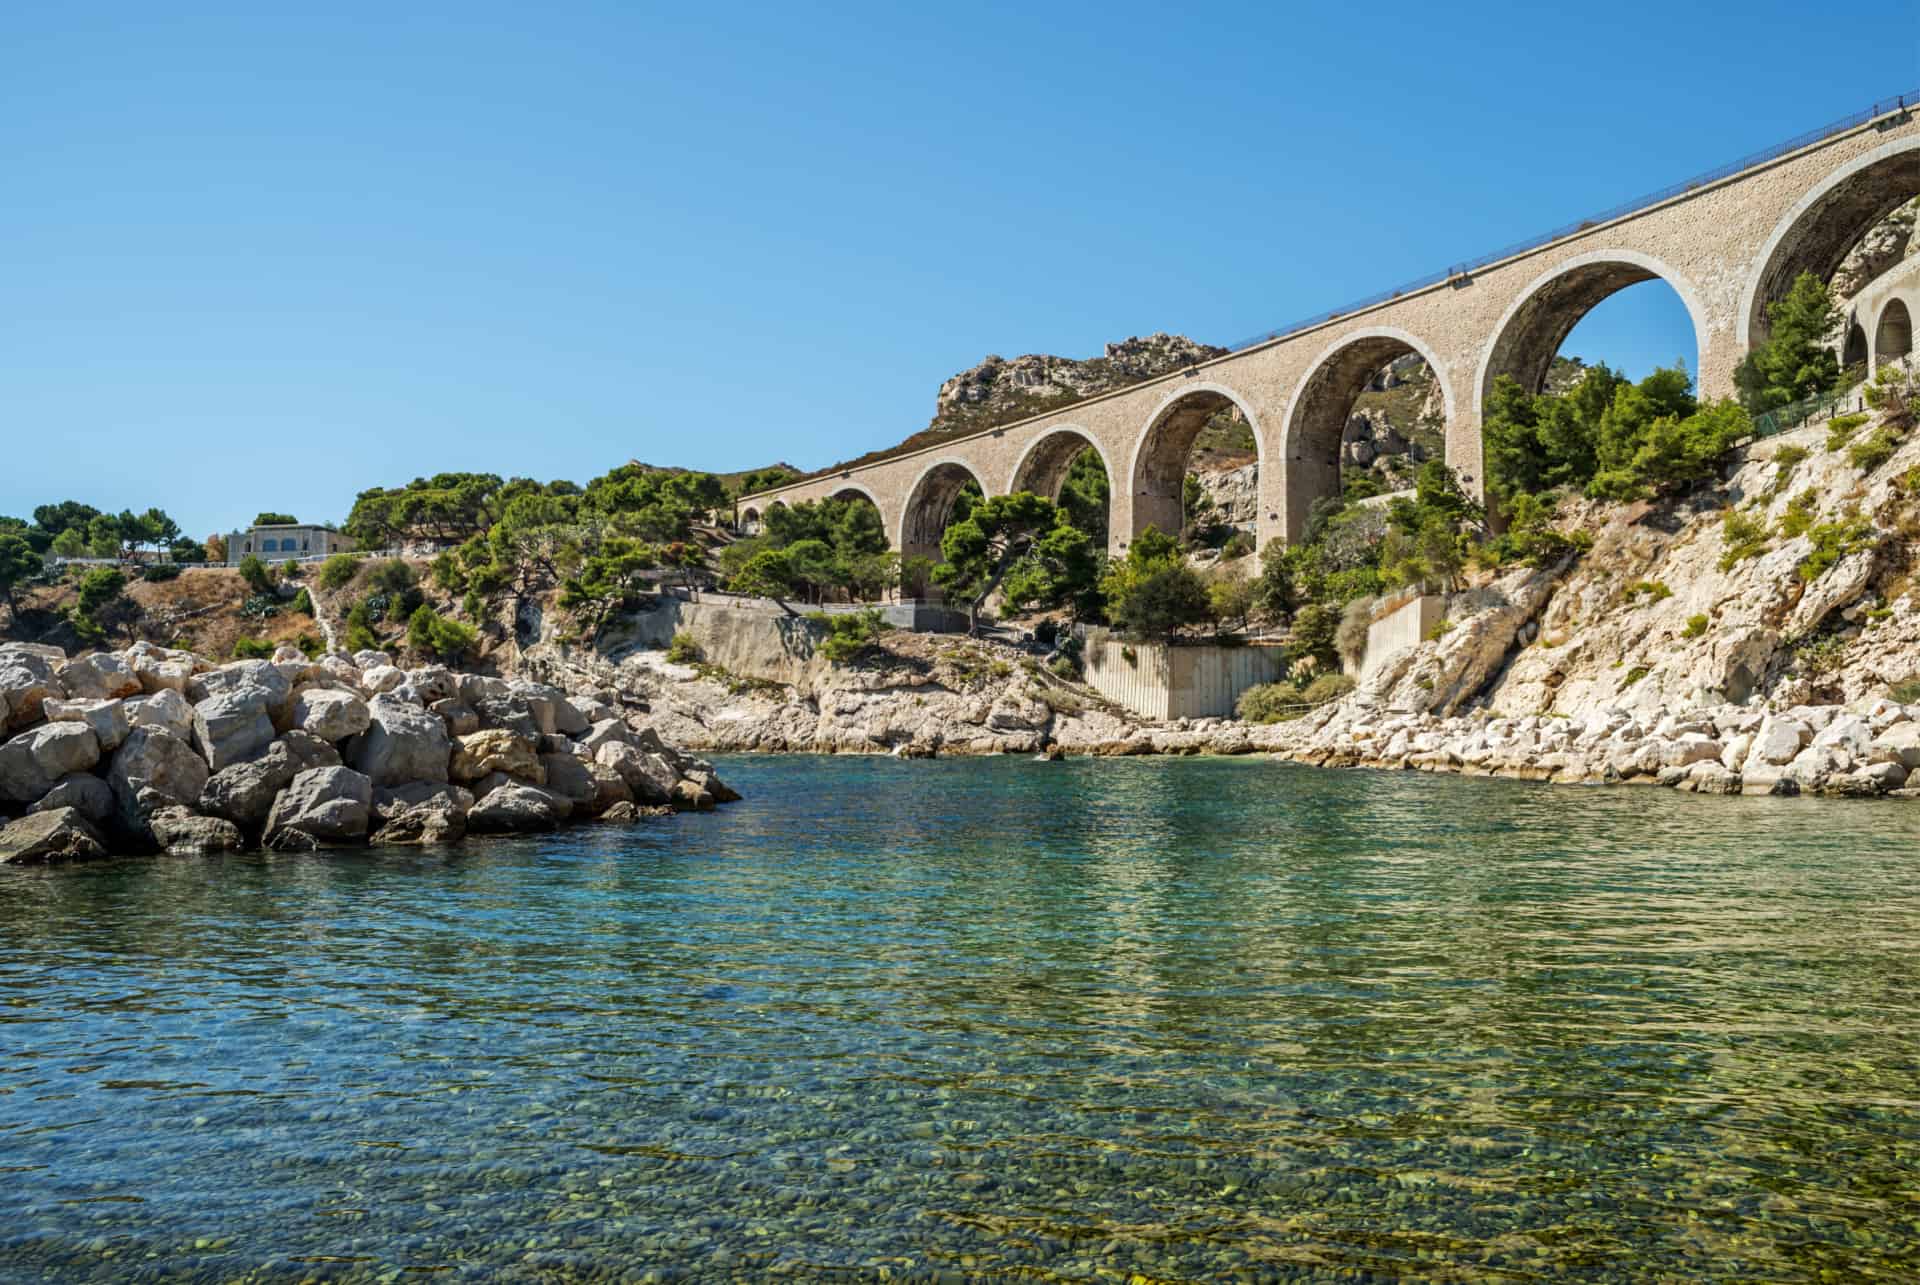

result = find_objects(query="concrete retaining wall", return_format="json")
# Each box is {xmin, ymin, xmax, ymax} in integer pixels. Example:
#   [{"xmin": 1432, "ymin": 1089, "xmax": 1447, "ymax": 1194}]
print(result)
[
  {"xmin": 1362, "ymin": 593, "xmax": 1445, "ymax": 681},
  {"xmin": 1085, "ymin": 637, "xmax": 1285, "ymax": 720}
]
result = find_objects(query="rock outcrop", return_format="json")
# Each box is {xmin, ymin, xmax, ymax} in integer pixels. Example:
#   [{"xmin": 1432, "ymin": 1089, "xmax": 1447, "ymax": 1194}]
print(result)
[{"xmin": 0, "ymin": 639, "xmax": 738, "ymax": 866}]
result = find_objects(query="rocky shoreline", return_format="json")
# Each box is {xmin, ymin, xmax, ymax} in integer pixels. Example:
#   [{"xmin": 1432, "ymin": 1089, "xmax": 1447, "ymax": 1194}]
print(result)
[{"xmin": 0, "ymin": 640, "xmax": 738, "ymax": 865}]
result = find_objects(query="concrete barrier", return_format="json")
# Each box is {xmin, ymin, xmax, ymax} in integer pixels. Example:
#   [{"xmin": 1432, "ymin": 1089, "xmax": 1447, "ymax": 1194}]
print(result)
[
  {"xmin": 1362, "ymin": 592, "xmax": 1445, "ymax": 681},
  {"xmin": 1084, "ymin": 636, "xmax": 1285, "ymax": 720}
]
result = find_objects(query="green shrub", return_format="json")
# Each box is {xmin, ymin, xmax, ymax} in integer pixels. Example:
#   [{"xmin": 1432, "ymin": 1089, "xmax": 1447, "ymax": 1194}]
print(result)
[
  {"xmin": 1682, "ymin": 613, "xmax": 1709, "ymax": 639},
  {"xmin": 1798, "ymin": 511, "xmax": 1877, "ymax": 582},
  {"xmin": 1621, "ymin": 665, "xmax": 1651, "ymax": 688},
  {"xmin": 1220, "ymin": 532, "xmax": 1253, "ymax": 560},
  {"xmin": 1425, "ymin": 616, "xmax": 1454, "ymax": 641},
  {"xmin": 1777, "ymin": 490, "xmax": 1817, "ymax": 538},
  {"xmin": 406, "ymin": 604, "xmax": 479, "ymax": 662},
  {"xmin": 666, "ymin": 631, "xmax": 702, "ymax": 664},
  {"xmin": 318, "ymin": 553, "xmax": 360, "ymax": 590},
  {"xmin": 1765, "ymin": 444, "xmax": 1809, "ymax": 499},
  {"xmin": 1793, "ymin": 632, "xmax": 1849, "ymax": 676},
  {"xmin": 231, "ymin": 635, "xmax": 275, "ymax": 660},
  {"xmin": 1624, "ymin": 580, "xmax": 1671, "ymax": 603},
  {"xmin": 1236, "ymin": 681, "xmax": 1308, "ymax": 724},
  {"xmin": 1048, "ymin": 654, "xmax": 1079, "ymax": 680},
  {"xmin": 345, "ymin": 598, "xmax": 378, "ymax": 652},
  {"xmin": 140, "ymin": 562, "xmax": 182, "ymax": 583},
  {"xmin": 1849, "ymin": 426, "xmax": 1901, "ymax": 473},
  {"xmin": 1826, "ymin": 413, "xmax": 1870, "ymax": 451},
  {"xmin": 237, "ymin": 554, "xmax": 275, "ymax": 595},
  {"xmin": 1718, "ymin": 509, "xmax": 1771, "ymax": 570},
  {"xmin": 239, "ymin": 594, "xmax": 280, "ymax": 620},
  {"xmin": 1301, "ymin": 673, "xmax": 1355, "ymax": 704},
  {"xmin": 289, "ymin": 587, "xmax": 314, "ymax": 616},
  {"xmin": 813, "ymin": 608, "xmax": 891, "ymax": 664},
  {"xmin": 295, "ymin": 634, "xmax": 324, "ymax": 659},
  {"xmin": 1890, "ymin": 675, "xmax": 1920, "ymax": 704}
]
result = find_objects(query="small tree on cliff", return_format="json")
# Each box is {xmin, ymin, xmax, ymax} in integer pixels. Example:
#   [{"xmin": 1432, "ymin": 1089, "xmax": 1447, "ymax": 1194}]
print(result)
[
  {"xmin": 933, "ymin": 492, "xmax": 1095, "ymax": 634},
  {"xmin": 1734, "ymin": 272, "xmax": 1841, "ymax": 413},
  {"xmin": 0, "ymin": 532, "xmax": 39, "ymax": 621}
]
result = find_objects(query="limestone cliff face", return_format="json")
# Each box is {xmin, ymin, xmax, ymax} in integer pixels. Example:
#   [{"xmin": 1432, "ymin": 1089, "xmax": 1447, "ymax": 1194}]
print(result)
[{"xmin": 1832, "ymin": 197, "xmax": 1919, "ymax": 301}]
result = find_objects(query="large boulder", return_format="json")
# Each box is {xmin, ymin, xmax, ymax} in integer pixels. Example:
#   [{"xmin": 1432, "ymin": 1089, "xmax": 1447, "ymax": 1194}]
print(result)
[
  {"xmin": 594, "ymin": 741, "xmax": 679, "ymax": 805},
  {"xmin": 345, "ymin": 696, "xmax": 451, "ymax": 786},
  {"xmin": 0, "ymin": 807, "xmax": 108, "ymax": 864},
  {"xmin": 199, "ymin": 733, "xmax": 341, "ymax": 829},
  {"xmin": 131, "ymin": 653, "xmax": 194, "ymax": 696},
  {"xmin": 44, "ymin": 697, "xmax": 130, "ymax": 752},
  {"xmin": 192, "ymin": 689, "xmax": 277, "ymax": 771},
  {"xmin": 577, "ymin": 719, "xmax": 631, "ymax": 756},
  {"xmin": 540, "ymin": 752, "xmax": 599, "ymax": 813},
  {"xmin": 190, "ymin": 659, "xmax": 292, "ymax": 712},
  {"xmin": 58, "ymin": 653, "xmax": 141, "ymax": 701},
  {"xmin": 467, "ymin": 783, "xmax": 569, "ymax": 833},
  {"xmin": 430, "ymin": 699, "xmax": 481, "ymax": 736},
  {"xmin": 108, "ymin": 727, "xmax": 210, "ymax": 811},
  {"xmin": 148, "ymin": 808, "xmax": 246, "ymax": 855},
  {"xmin": 0, "ymin": 722, "xmax": 102, "ymax": 803},
  {"xmin": 28, "ymin": 773, "xmax": 116, "ymax": 826},
  {"xmin": 0, "ymin": 646, "xmax": 65, "ymax": 731},
  {"xmin": 370, "ymin": 782, "xmax": 471, "ymax": 847},
  {"xmin": 475, "ymin": 697, "xmax": 541, "ymax": 740},
  {"xmin": 510, "ymin": 683, "xmax": 589, "ymax": 736},
  {"xmin": 1870, "ymin": 722, "xmax": 1920, "ymax": 770},
  {"xmin": 292, "ymin": 688, "xmax": 370, "ymax": 743},
  {"xmin": 361, "ymin": 665, "xmax": 407, "ymax": 695},
  {"xmin": 264, "ymin": 766, "xmax": 374, "ymax": 850},
  {"xmin": 125, "ymin": 689, "xmax": 194, "ymax": 741},
  {"xmin": 450, "ymin": 730, "xmax": 544, "ymax": 785}
]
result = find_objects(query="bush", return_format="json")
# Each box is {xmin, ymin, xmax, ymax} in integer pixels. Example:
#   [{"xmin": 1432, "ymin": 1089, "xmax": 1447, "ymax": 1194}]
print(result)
[
  {"xmin": 1335, "ymin": 596, "xmax": 1375, "ymax": 671},
  {"xmin": 1624, "ymin": 580, "xmax": 1671, "ymax": 603},
  {"xmin": 1682, "ymin": 613, "xmax": 1709, "ymax": 638},
  {"xmin": 1236, "ymin": 681, "xmax": 1308, "ymax": 724},
  {"xmin": 289, "ymin": 587, "xmax": 314, "ymax": 616},
  {"xmin": 1110, "ymin": 563, "xmax": 1213, "ymax": 642},
  {"xmin": 237, "ymin": 554, "xmax": 275, "ymax": 595},
  {"xmin": 231, "ymin": 635, "xmax": 275, "ymax": 660},
  {"xmin": 68, "ymin": 567, "xmax": 128, "ymax": 643},
  {"xmin": 1301, "ymin": 673, "xmax": 1355, "ymax": 704},
  {"xmin": 666, "ymin": 631, "xmax": 702, "ymax": 664},
  {"xmin": 813, "ymin": 608, "xmax": 891, "ymax": 664},
  {"xmin": 1891, "ymin": 675, "xmax": 1920, "ymax": 704},
  {"xmin": 1798, "ymin": 511, "xmax": 1877, "ymax": 582},
  {"xmin": 239, "ymin": 594, "xmax": 280, "ymax": 620},
  {"xmin": 318, "ymin": 553, "xmax": 360, "ymax": 590},
  {"xmin": 295, "ymin": 634, "xmax": 324, "ymax": 659},
  {"xmin": 1826, "ymin": 413, "xmax": 1870, "ymax": 451},
  {"xmin": 345, "ymin": 598, "xmax": 378, "ymax": 652},
  {"xmin": 406, "ymin": 604, "xmax": 479, "ymax": 663},
  {"xmin": 1290, "ymin": 601, "xmax": 1340, "ymax": 666},
  {"xmin": 1048, "ymin": 653, "xmax": 1079, "ymax": 680},
  {"xmin": 1849, "ymin": 426, "xmax": 1902, "ymax": 473},
  {"xmin": 1718, "ymin": 509, "xmax": 1771, "ymax": 570},
  {"xmin": 140, "ymin": 563, "xmax": 182, "ymax": 583},
  {"xmin": 1777, "ymin": 491, "xmax": 1817, "ymax": 538},
  {"xmin": 1220, "ymin": 532, "xmax": 1253, "ymax": 560}
]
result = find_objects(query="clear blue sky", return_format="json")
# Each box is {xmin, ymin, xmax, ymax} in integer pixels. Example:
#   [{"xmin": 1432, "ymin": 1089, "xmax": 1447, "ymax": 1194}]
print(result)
[{"xmin": 4, "ymin": 1, "xmax": 1915, "ymax": 538}]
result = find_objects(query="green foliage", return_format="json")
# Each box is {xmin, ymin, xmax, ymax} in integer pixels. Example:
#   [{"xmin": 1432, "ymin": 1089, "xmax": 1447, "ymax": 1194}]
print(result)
[
  {"xmin": 253, "ymin": 512, "xmax": 297, "ymax": 527},
  {"xmin": 68, "ymin": 567, "xmax": 127, "ymax": 643},
  {"xmin": 0, "ymin": 532, "xmax": 41, "ymax": 609},
  {"xmin": 812, "ymin": 608, "xmax": 892, "ymax": 663},
  {"xmin": 735, "ymin": 466, "xmax": 800, "ymax": 497},
  {"xmin": 168, "ymin": 537, "xmax": 208, "ymax": 564},
  {"xmin": 345, "ymin": 472, "xmax": 512, "ymax": 547},
  {"xmin": 239, "ymin": 594, "xmax": 280, "ymax": 620},
  {"xmin": 236, "ymin": 554, "xmax": 275, "ymax": 595},
  {"xmin": 1890, "ymin": 676, "xmax": 1920, "ymax": 704},
  {"xmin": 1718, "ymin": 509, "xmax": 1771, "ymax": 570},
  {"xmin": 1777, "ymin": 491, "xmax": 1817, "ymax": 538},
  {"xmin": 289, "ymin": 587, "xmax": 314, "ymax": 616},
  {"xmin": 557, "ymin": 537, "xmax": 659, "ymax": 632},
  {"xmin": 430, "ymin": 551, "xmax": 466, "ymax": 593},
  {"xmin": 1207, "ymin": 575, "xmax": 1256, "ymax": 634},
  {"xmin": 937, "ymin": 492, "xmax": 1097, "ymax": 632},
  {"xmin": 1302, "ymin": 673, "xmax": 1355, "ymax": 704},
  {"xmin": 1734, "ymin": 272, "xmax": 1842, "ymax": 413},
  {"xmin": 406, "ymin": 604, "xmax": 479, "ymax": 662},
  {"xmin": 1791, "ymin": 631, "xmax": 1849, "ymax": 677},
  {"xmin": 1621, "ymin": 665, "xmax": 1651, "ymax": 688},
  {"xmin": 1291, "ymin": 601, "xmax": 1341, "ymax": 666},
  {"xmin": 666, "ymin": 632, "xmax": 702, "ymax": 664},
  {"xmin": 1108, "ymin": 562, "xmax": 1212, "ymax": 642},
  {"xmin": 295, "ymin": 634, "xmax": 324, "ymax": 659},
  {"xmin": 345, "ymin": 598, "xmax": 379, "ymax": 652},
  {"xmin": 1849, "ymin": 426, "xmax": 1902, "ymax": 473},
  {"xmin": 1682, "ymin": 613, "xmax": 1709, "ymax": 639},
  {"xmin": 318, "ymin": 553, "xmax": 360, "ymax": 590},
  {"xmin": 1827, "ymin": 413, "xmax": 1870, "ymax": 450},
  {"xmin": 1623, "ymin": 580, "xmax": 1671, "ymax": 603},
  {"xmin": 1236, "ymin": 681, "xmax": 1308, "ymax": 723},
  {"xmin": 231, "ymin": 635, "xmax": 275, "ymax": 660},
  {"xmin": 580, "ymin": 465, "xmax": 724, "ymax": 542},
  {"xmin": 1220, "ymin": 532, "xmax": 1253, "ymax": 560},
  {"xmin": 730, "ymin": 547, "xmax": 798, "ymax": 606},
  {"xmin": 1478, "ymin": 491, "xmax": 1589, "ymax": 568},
  {"xmin": 1764, "ymin": 444, "xmax": 1809, "ymax": 499},
  {"xmin": 1797, "ymin": 510, "xmax": 1877, "ymax": 582},
  {"xmin": 1057, "ymin": 448, "xmax": 1110, "ymax": 547}
]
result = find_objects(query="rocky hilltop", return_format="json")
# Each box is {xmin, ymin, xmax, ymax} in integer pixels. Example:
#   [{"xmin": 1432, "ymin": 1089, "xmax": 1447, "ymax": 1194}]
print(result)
[{"xmin": 0, "ymin": 639, "xmax": 736, "ymax": 864}]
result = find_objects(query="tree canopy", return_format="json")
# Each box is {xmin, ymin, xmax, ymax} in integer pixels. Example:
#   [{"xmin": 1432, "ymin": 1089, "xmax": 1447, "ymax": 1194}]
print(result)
[
  {"xmin": 934, "ymin": 492, "xmax": 1097, "ymax": 633},
  {"xmin": 1734, "ymin": 272, "xmax": 1842, "ymax": 413}
]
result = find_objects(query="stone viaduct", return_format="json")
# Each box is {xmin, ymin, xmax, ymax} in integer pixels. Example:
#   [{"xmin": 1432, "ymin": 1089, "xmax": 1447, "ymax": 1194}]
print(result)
[{"xmin": 738, "ymin": 97, "xmax": 1920, "ymax": 563}]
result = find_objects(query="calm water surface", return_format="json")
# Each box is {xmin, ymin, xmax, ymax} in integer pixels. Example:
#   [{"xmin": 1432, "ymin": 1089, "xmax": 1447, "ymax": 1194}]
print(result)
[{"xmin": 4, "ymin": 756, "xmax": 1920, "ymax": 1282}]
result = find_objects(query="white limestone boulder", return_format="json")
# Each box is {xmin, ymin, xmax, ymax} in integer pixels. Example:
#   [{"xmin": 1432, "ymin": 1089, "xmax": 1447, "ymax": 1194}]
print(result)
[
  {"xmin": 344, "ymin": 695, "xmax": 451, "ymax": 786},
  {"xmin": 44, "ymin": 697, "xmax": 130, "ymax": 752},
  {"xmin": 57, "ymin": 652, "xmax": 141, "ymax": 701},
  {"xmin": 0, "ymin": 722, "xmax": 102, "ymax": 803},
  {"xmin": 292, "ymin": 688, "xmax": 370, "ymax": 743}
]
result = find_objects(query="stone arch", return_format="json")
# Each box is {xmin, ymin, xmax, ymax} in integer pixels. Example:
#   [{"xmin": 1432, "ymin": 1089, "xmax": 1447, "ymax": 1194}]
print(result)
[
  {"xmin": 899, "ymin": 457, "xmax": 988, "ymax": 566},
  {"xmin": 1477, "ymin": 250, "xmax": 1709, "ymax": 406},
  {"xmin": 1875, "ymin": 296, "xmax": 1913, "ymax": 367},
  {"xmin": 1740, "ymin": 136, "xmax": 1920, "ymax": 349},
  {"xmin": 1126, "ymin": 381, "xmax": 1263, "ymax": 547},
  {"xmin": 829, "ymin": 481, "xmax": 884, "ymax": 513},
  {"xmin": 1005, "ymin": 426, "xmax": 1111, "ymax": 501},
  {"xmin": 1280, "ymin": 327, "xmax": 1454, "ymax": 541},
  {"xmin": 1845, "ymin": 318, "xmax": 1870, "ymax": 368}
]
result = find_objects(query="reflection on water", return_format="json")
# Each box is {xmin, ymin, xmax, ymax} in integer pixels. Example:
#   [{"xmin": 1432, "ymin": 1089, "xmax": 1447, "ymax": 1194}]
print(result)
[{"xmin": 3, "ymin": 755, "xmax": 1920, "ymax": 1280}]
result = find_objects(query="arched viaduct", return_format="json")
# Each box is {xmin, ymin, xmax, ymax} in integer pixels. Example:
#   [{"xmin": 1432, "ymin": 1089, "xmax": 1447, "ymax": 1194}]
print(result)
[{"xmin": 739, "ymin": 98, "xmax": 1920, "ymax": 559}]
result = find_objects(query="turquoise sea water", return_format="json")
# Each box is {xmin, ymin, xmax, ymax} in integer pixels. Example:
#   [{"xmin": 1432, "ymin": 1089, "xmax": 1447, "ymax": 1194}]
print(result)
[{"xmin": 4, "ymin": 755, "xmax": 1920, "ymax": 1281}]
